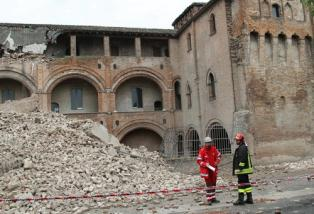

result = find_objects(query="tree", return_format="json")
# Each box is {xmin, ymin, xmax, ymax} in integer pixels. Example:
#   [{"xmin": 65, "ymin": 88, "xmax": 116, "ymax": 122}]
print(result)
[{"xmin": 302, "ymin": 0, "xmax": 314, "ymax": 16}]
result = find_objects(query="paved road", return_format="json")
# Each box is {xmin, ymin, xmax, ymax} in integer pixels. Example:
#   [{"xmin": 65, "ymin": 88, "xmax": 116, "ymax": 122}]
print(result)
[
  {"xmin": 83, "ymin": 173, "xmax": 314, "ymax": 214},
  {"xmin": 194, "ymin": 191, "xmax": 314, "ymax": 214}
]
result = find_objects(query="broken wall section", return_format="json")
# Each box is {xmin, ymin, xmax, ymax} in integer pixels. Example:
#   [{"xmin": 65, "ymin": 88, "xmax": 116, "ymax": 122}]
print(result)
[
  {"xmin": 0, "ymin": 93, "xmax": 39, "ymax": 113},
  {"xmin": 0, "ymin": 25, "xmax": 47, "ymax": 55},
  {"xmin": 0, "ymin": 24, "xmax": 64, "ymax": 59}
]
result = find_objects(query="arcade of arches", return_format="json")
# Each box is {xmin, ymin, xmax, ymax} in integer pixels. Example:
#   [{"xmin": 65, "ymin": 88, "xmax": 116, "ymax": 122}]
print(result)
[
  {"xmin": 51, "ymin": 78, "xmax": 98, "ymax": 114},
  {"xmin": 115, "ymin": 77, "xmax": 163, "ymax": 112},
  {"xmin": 121, "ymin": 128, "xmax": 162, "ymax": 152},
  {"xmin": 0, "ymin": 78, "xmax": 30, "ymax": 104}
]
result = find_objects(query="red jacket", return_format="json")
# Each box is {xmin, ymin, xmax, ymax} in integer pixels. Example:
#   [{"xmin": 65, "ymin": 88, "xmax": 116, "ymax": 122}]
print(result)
[{"xmin": 197, "ymin": 146, "xmax": 221, "ymax": 178}]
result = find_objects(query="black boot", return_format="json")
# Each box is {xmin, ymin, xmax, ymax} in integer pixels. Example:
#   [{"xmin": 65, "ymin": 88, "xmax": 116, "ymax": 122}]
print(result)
[
  {"xmin": 212, "ymin": 198, "xmax": 220, "ymax": 203},
  {"xmin": 245, "ymin": 192, "xmax": 254, "ymax": 204},
  {"xmin": 233, "ymin": 193, "xmax": 245, "ymax": 206}
]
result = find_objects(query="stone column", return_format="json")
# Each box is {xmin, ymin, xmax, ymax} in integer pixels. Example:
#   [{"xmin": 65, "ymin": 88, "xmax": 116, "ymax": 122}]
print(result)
[
  {"xmin": 102, "ymin": 91, "xmax": 115, "ymax": 113},
  {"xmin": 38, "ymin": 93, "xmax": 50, "ymax": 112},
  {"xmin": 104, "ymin": 36, "xmax": 110, "ymax": 56},
  {"xmin": 97, "ymin": 92, "xmax": 106, "ymax": 112},
  {"xmin": 163, "ymin": 90, "xmax": 172, "ymax": 111},
  {"xmin": 108, "ymin": 92, "xmax": 116, "ymax": 112},
  {"xmin": 70, "ymin": 35, "xmax": 77, "ymax": 56},
  {"xmin": 135, "ymin": 37, "xmax": 141, "ymax": 57}
]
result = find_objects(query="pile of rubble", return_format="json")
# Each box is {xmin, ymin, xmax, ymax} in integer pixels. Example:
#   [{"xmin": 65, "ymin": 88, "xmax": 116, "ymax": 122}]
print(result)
[
  {"xmin": 257, "ymin": 157, "xmax": 314, "ymax": 171},
  {"xmin": 0, "ymin": 111, "xmax": 201, "ymax": 213},
  {"xmin": 0, "ymin": 94, "xmax": 39, "ymax": 113}
]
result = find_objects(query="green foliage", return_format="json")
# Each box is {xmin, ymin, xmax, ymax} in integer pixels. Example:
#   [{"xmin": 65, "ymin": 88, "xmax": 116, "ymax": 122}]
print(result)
[{"xmin": 302, "ymin": 0, "xmax": 314, "ymax": 15}]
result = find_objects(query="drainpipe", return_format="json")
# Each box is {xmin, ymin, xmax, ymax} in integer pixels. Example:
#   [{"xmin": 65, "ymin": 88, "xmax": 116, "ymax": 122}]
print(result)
[{"xmin": 192, "ymin": 21, "xmax": 204, "ymax": 142}]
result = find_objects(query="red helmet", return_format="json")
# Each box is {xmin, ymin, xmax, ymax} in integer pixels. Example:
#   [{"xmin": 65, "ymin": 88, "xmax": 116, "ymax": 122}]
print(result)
[{"xmin": 235, "ymin": 132, "xmax": 244, "ymax": 141}]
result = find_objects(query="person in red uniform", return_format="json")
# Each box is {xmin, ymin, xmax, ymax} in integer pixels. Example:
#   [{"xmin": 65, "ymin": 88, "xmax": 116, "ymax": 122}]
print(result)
[{"xmin": 197, "ymin": 136, "xmax": 222, "ymax": 205}]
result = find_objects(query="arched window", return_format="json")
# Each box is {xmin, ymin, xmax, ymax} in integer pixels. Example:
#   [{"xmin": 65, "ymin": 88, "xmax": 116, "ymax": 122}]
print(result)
[
  {"xmin": 51, "ymin": 102, "xmax": 60, "ymax": 113},
  {"xmin": 207, "ymin": 72, "xmax": 216, "ymax": 100},
  {"xmin": 272, "ymin": 4, "xmax": 281, "ymax": 18},
  {"xmin": 206, "ymin": 122, "xmax": 231, "ymax": 154},
  {"xmin": 209, "ymin": 14, "xmax": 216, "ymax": 35},
  {"xmin": 305, "ymin": 36, "xmax": 312, "ymax": 59},
  {"xmin": 261, "ymin": 0, "xmax": 270, "ymax": 17},
  {"xmin": 186, "ymin": 128, "xmax": 200, "ymax": 157},
  {"xmin": 250, "ymin": 31, "xmax": 259, "ymax": 64},
  {"xmin": 174, "ymin": 81, "xmax": 182, "ymax": 110},
  {"xmin": 177, "ymin": 133, "xmax": 184, "ymax": 157},
  {"xmin": 186, "ymin": 83, "xmax": 192, "ymax": 109},
  {"xmin": 284, "ymin": 3, "xmax": 293, "ymax": 20},
  {"xmin": 291, "ymin": 35, "xmax": 300, "ymax": 65},
  {"xmin": 265, "ymin": 32, "xmax": 273, "ymax": 62},
  {"xmin": 154, "ymin": 101, "xmax": 163, "ymax": 111},
  {"xmin": 278, "ymin": 33, "xmax": 287, "ymax": 63}
]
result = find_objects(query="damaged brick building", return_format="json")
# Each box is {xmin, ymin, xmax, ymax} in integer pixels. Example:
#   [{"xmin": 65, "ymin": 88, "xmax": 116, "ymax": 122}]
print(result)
[{"xmin": 1, "ymin": 0, "xmax": 314, "ymax": 162}]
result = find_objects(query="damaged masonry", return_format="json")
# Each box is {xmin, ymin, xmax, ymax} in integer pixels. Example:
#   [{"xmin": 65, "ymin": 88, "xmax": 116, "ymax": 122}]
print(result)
[
  {"xmin": 1, "ymin": 0, "xmax": 314, "ymax": 163},
  {"xmin": 1, "ymin": 0, "xmax": 314, "ymax": 212}
]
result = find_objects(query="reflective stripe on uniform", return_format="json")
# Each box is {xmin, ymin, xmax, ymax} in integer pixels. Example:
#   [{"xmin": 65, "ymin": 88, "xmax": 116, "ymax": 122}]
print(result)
[
  {"xmin": 207, "ymin": 195, "xmax": 216, "ymax": 201},
  {"xmin": 244, "ymin": 187, "xmax": 252, "ymax": 193},
  {"xmin": 235, "ymin": 168, "xmax": 253, "ymax": 175},
  {"xmin": 200, "ymin": 173, "xmax": 208, "ymax": 177},
  {"xmin": 238, "ymin": 188, "xmax": 246, "ymax": 193},
  {"xmin": 239, "ymin": 162, "xmax": 245, "ymax": 167}
]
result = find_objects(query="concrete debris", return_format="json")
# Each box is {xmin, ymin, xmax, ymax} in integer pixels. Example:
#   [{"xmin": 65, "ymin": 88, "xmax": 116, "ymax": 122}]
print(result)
[
  {"xmin": 87, "ymin": 124, "xmax": 119, "ymax": 146},
  {"xmin": 23, "ymin": 158, "xmax": 33, "ymax": 170},
  {"xmin": 22, "ymin": 43, "xmax": 47, "ymax": 54},
  {"xmin": 0, "ymin": 111, "xmax": 202, "ymax": 213},
  {"xmin": 0, "ymin": 93, "xmax": 39, "ymax": 113}
]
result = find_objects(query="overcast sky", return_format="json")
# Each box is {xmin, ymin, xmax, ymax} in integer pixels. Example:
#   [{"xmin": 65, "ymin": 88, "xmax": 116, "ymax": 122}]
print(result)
[{"xmin": 0, "ymin": 0, "xmax": 200, "ymax": 29}]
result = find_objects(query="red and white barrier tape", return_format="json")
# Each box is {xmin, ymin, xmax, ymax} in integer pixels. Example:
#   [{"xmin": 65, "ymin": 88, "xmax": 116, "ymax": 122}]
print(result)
[{"xmin": 0, "ymin": 174, "xmax": 313, "ymax": 204}]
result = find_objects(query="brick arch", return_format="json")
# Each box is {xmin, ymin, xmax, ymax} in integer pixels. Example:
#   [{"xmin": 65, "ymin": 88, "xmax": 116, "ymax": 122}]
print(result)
[
  {"xmin": 112, "ymin": 67, "xmax": 168, "ymax": 93},
  {"xmin": 43, "ymin": 67, "xmax": 105, "ymax": 93},
  {"xmin": 204, "ymin": 118, "xmax": 225, "ymax": 135},
  {"xmin": 205, "ymin": 119, "xmax": 232, "ymax": 154},
  {"xmin": 172, "ymin": 75, "xmax": 181, "ymax": 86},
  {"xmin": 0, "ymin": 69, "xmax": 37, "ymax": 93},
  {"xmin": 115, "ymin": 120, "xmax": 165, "ymax": 141}
]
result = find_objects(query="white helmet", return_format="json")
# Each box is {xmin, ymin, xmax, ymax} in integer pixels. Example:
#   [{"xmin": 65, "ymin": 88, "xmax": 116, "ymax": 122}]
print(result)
[{"xmin": 204, "ymin": 136, "xmax": 213, "ymax": 143}]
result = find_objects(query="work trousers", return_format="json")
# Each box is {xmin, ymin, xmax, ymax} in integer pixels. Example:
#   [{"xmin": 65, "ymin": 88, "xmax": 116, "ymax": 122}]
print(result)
[
  {"xmin": 237, "ymin": 174, "xmax": 252, "ymax": 194},
  {"xmin": 204, "ymin": 173, "xmax": 217, "ymax": 201}
]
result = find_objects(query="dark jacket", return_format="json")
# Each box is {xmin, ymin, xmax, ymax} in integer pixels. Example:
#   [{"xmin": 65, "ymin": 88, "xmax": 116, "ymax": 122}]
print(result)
[{"xmin": 232, "ymin": 142, "xmax": 253, "ymax": 175}]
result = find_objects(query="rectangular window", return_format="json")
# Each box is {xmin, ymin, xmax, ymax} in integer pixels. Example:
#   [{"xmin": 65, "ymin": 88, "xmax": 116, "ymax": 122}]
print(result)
[
  {"xmin": 272, "ymin": 5, "xmax": 280, "ymax": 17},
  {"xmin": 132, "ymin": 87, "xmax": 143, "ymax": 108},
  {"xmin": 1, "ymin": 89, "xmax": 15, "ymax": 103},
  {"xmin": 71, "ymin": 88, "xmax": 83, "ymax": 110},
  {"xmin": 178, "ymin": 135, "xmax": 184, "ymax": 157}
]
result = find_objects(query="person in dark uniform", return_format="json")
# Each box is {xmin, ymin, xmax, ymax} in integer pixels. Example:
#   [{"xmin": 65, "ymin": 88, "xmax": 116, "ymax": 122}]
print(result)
[{"xmin": 232, "ymin": 132, "xmax": 253, "ymax": 205}]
